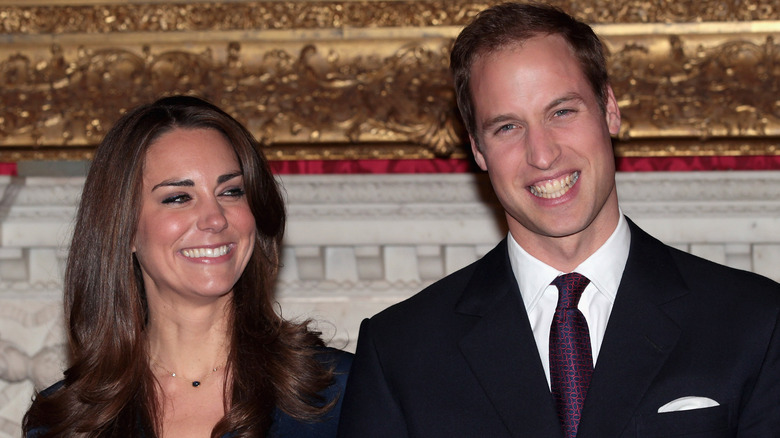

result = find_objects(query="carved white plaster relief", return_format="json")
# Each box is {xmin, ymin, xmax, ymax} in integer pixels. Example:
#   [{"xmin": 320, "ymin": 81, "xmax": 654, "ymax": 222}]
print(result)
[{"xmin": 0, "ymin": 171, "xmax": 778, "ymax": 436}]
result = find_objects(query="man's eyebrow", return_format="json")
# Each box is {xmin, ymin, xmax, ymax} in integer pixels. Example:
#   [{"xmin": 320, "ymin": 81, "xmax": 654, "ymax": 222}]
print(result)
[
  {"xmin": 544, "ymin": 93, "xmax": 584, "ymax": 113},
  {"xmin": 479, "ymin": 94, "xmax": 587, "ymax": 131},
  {"xmin": 480, "ymin": 114, "xmax": 518, "ymax": 132}
]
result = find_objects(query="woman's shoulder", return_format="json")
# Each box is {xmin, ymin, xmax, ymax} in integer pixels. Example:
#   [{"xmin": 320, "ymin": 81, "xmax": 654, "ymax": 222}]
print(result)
[
  {"xmin": 25, "ymin": 380, "xmax": 65, "ymax": 437},
  {"xmin": 315, "ymin": 346, "xmax": 353, "ymax": 408},
  {"xmin": 269, "ymin": 346, "xmax": 353, "ymax": 438},
  {"xmin": 37, "ymin": 380, "xmax": 65, "ymax": 398},
  {"xmin": 315, "ymin": 346, "xmax": 353, "ymax": 376}
]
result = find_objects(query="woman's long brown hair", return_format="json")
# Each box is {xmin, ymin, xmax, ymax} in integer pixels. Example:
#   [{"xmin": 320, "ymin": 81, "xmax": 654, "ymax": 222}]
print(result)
[{"xmin": 22, "ymin": 95, "xmax": 335, "ymax": 437}]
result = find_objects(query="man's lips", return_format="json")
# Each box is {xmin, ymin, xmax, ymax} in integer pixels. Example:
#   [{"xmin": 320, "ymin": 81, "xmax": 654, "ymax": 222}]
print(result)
[{"xmin": 528, "ymin": 171, "xmax": 579, "ymax": 199}]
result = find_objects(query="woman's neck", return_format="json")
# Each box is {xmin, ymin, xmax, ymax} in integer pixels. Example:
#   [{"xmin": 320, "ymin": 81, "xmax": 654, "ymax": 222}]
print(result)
[{"xmin": 146, "ymin": 295, "xmax": 232, "ymax": 380}]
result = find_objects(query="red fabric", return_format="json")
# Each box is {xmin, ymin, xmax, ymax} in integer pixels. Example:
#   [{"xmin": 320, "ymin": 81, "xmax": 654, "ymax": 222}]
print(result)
[
  {"xmin": 270, "ymin": 158, "xmax": 476, "ymax": 174},
  {"xmin": 269, "ymin": 156, "xmax": 779, "ymax": 174},
  {"xmin": 0, "ymin": 155, "xmax": 775, "ymax": 177},
  {"xmin": 0, "ymin": 163, "xmax": 17, "ymax": 176},
  {"xmin": 616, "ymin": 155, "xmax": 780, "ymax": 172}
]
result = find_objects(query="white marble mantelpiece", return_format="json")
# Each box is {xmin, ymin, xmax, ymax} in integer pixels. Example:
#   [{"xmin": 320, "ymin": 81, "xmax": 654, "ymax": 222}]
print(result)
[{"xmin": 0, "ymin": 171, "xmax": 778, "ymax": 436}]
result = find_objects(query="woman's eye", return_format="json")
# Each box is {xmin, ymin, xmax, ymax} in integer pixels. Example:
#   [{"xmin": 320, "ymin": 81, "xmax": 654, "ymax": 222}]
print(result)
[
  {"xmin": 221, "ymin": 187, "xmax": 246, "ymax": 198},
  {"xmin": 161, "ymin": 194, "xmax": 191, "ymax": 204}
]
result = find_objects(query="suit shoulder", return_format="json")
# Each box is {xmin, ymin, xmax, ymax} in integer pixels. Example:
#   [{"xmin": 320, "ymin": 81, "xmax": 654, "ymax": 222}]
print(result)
[
  {"xmin": 363, "ymin": 240, "xmax": 513, "ymax": 342},
  {"xmin": 667, "ymin": 244, "xmax": 780, "ymax": 301},
  {"xmin": 371, "ymin": 257, "xmax": 481, "ymax": 323}
]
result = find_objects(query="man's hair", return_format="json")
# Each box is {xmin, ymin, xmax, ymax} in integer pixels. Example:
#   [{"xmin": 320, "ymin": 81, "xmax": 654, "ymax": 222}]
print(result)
[{"xmin": 450, "ymin": 2, "xmax": 610, "ymax": 144}]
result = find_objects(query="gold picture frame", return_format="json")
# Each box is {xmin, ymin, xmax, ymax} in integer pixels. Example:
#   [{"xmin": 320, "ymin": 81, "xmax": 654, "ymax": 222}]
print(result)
[{"xmin": 1, "ymin": 0, "xmax": 779, "ymax": 161}]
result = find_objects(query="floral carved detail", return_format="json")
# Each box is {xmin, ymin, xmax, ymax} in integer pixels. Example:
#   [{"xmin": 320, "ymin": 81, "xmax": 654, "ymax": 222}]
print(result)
[
  {"xmin": 610, "ymin": 35, "xmax": 780, "ymax": 141},
  {"xmin": 1, "ymin": 1, "xmax": 779, "ymax": 160},
  {"xmin": 0, "ymin": 39, "xmax": 463, "ymax": 159},
  {"xmin": 1, "ymin": 1, "xmax": 778, "ymax": 34},
  {"xmin": 231, "ymin": 42, "xmax": 461, "ymax": 156}
]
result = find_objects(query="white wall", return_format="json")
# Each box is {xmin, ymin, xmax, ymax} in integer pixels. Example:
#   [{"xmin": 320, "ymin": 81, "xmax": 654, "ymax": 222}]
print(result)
[{"xmin": 0, "ymin": 171, "xmax": 778, "ymax": 436}]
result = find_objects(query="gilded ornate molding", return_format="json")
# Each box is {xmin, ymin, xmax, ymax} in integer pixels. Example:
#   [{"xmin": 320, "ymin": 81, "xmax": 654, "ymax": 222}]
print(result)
[
  {"xmin": 2, "ymin": 1, "xmax": 779, "ymax": 33},
  {"xmin": 1, "ymin": 1, "xmax": 779, "ymax": 161}
]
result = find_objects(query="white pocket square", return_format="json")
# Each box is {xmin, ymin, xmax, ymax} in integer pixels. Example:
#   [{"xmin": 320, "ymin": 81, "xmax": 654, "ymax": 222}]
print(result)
[{"xmin": 657, "ymin": 396, "xmax": 720, "ymax": 413}]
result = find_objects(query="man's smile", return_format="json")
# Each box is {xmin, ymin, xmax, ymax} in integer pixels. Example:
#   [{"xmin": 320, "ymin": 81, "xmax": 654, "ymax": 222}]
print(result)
[{"xmin": 528, "ymin": 171, "xmax": 579, "ymax": 199}]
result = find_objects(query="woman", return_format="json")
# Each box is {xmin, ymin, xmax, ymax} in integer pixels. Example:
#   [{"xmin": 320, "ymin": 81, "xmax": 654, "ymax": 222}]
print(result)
[{"xmin": 23, "ymin": 95, "xmax": 351, "ymax": 437}]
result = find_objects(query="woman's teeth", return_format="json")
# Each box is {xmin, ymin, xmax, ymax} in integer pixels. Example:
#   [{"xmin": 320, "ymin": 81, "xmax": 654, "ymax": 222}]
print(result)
[{"xmin": 182, "ymin": 245, "xmax": 230, "ymax": 258}]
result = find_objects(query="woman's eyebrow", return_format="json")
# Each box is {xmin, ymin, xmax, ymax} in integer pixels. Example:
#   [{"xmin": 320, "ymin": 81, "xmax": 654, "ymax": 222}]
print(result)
[
  {"xmin": 150, "ymin": 171, "xmax": 242, "ymax": 192},
  {"xmin": 151, "ymin": 179, "xmax": 193, "ymax": 192},
  {"xmin": 217, "ymin": 171, "xmax": 243, "ymax": 185}
]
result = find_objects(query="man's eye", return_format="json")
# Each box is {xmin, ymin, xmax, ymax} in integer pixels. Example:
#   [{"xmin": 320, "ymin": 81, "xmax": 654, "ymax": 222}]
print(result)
[
  {"xmin": 496, "ymin": 123, "xmax": 516, "ymax": 134},
  {"xmin": 554, "ymin": 109, "xmax": 574, "ymax": 117},
  {"xmin": 161, "ymin": 194, "xmax": 191, "ymax": 204}
]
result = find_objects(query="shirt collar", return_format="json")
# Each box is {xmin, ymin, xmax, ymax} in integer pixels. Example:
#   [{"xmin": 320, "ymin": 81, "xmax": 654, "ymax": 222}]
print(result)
[{"xmin": 507, "ymin": 211, "xmax": 631, "ymax": 312}]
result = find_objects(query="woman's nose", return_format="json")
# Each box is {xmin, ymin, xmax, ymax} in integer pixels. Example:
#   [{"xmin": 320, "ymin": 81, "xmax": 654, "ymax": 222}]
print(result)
[{"xmin": 197, "ymin": 199, "xmax": 228, "ymax": 232}]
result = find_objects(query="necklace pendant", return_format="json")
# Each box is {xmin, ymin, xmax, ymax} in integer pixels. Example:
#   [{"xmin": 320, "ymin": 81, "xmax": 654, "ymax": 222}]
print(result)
[{"xmin": 192, "ymin": 381, "xmax": 201, "ymax": 387}]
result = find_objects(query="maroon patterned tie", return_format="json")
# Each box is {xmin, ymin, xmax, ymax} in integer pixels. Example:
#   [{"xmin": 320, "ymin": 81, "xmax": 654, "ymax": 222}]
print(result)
[{"xmin": 549, "ymin": 273, "xmax": 593, "ymax": 438}]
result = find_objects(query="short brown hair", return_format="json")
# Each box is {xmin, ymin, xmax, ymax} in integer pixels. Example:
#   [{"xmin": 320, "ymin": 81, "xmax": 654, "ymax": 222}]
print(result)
[{"xmin": 450, "ymin": 2, "xmax": 610, "ymax": 145}]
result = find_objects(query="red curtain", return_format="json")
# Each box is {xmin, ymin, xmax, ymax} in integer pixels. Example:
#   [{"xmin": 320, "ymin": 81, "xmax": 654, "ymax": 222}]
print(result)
[
  {"xmin": 1, "ymin": 155, "xmax": 776, "ymax": 176},
  {"xmin": 615, "ymin": 155, "xmax": 780, "ymax": 172},
  {"xmin": 270, "ymin": 155, "xmax": 780, "ymax": 174},
  {"xmin": 0, "ymin": 163, "xmax": 17, "ymax": 176},
  {"xmin": 269, "ymin": 158, "xmax": 475, "ymax": 174}
]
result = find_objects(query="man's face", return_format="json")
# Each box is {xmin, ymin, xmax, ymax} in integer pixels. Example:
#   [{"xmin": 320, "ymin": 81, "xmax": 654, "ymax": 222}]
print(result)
[{"xmin": 469, "ymin": 34, "xmax": 622, "ymax": 266}]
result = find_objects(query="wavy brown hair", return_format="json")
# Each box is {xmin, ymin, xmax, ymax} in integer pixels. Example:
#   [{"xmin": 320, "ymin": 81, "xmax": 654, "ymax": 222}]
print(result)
[
  {"xmin": 450, "ymin": 2, "xmax": 610, "ymax": 148},
  {"xmin": 23, "ymin": 95, "xmax": 334, "ymax": 437}
]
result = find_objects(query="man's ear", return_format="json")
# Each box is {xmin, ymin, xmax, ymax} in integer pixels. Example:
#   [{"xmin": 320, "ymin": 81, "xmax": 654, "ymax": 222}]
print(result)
[
  {"xmin": 604, "ymin": 85, "xmax": 621, "ymax": 136},
  {"xmin": 470, "ymin": 135, "xmax": 488, "ymax": 171}
]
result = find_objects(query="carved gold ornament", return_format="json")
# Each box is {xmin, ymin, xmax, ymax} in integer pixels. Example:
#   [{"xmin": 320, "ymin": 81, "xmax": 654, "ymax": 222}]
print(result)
[{"xmin": 1, "ymin": 1, "xmax": 779, "ymax": 161}]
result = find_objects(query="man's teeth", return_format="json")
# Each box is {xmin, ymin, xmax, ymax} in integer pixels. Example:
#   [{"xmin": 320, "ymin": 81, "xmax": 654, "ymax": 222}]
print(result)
[
  {"xmin": 529, "ymin": 172, "xmax": 579, "ymax": 199},
  {"xmin": 182, "ymin": 245, "xmax": 230, "ymax": 258}
]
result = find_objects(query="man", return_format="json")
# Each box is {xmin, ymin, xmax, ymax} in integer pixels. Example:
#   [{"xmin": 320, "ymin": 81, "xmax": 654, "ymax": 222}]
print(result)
[{"xmin": 337, "ymin": 3, "xmax": 780, "ymax": 437}]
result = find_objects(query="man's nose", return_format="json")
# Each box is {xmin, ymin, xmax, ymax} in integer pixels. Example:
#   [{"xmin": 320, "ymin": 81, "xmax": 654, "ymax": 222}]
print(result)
[{"xmin": 526, "ymin": 127, "xmax": 561, "ymax": 170}]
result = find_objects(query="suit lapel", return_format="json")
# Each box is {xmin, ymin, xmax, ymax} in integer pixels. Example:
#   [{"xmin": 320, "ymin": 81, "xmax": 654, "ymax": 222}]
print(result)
[
  {"xmin": 578, "ymin": 219, "xmax": 687, "ymax": 437},
  {"xmin": 457, "ymin": 240, "xmax": 564, "ymax": 438}
]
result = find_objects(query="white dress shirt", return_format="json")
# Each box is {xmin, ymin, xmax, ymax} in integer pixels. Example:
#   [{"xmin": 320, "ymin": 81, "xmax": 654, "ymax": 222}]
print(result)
[{"xmin": 507, "ymin": 212, "xmax": 631, "ymax": 387}]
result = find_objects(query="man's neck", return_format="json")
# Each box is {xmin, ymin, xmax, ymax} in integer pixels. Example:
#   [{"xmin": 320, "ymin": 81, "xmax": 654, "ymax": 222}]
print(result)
[{"xmin": 508, "ymin": 209, "xmax": 621, "ymax": 273}]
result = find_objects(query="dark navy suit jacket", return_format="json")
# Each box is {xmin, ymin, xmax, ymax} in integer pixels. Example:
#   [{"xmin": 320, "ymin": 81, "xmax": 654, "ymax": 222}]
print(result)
[
  {"xmin": 338, "ymin": 218, "xmax": 780, "ymax": 437},
  {"xmin": 28, "ymin": 347, "xmax": 351, "ymax": 437}
]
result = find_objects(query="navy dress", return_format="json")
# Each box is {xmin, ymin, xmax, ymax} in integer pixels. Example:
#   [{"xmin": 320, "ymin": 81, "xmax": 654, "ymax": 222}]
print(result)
[
  {"xmin": 269, "ymin": 348, "xmax": 352, "ymax": 437},
  {"xmin": 27, "ymin": 347, "xmax": 352, "ymax": 437}
]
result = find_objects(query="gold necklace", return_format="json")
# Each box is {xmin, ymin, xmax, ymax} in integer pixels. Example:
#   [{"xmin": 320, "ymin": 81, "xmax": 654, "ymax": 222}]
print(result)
[{"xmin": 151, "ymin": 358, "xmax": 224, "ymax": 388}]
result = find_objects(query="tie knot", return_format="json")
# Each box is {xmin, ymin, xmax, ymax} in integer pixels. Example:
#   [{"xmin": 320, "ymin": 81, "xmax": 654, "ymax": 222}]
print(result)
[{"xmin": 551, "ymin": 272, "xmax": 590, "ymax": 308}]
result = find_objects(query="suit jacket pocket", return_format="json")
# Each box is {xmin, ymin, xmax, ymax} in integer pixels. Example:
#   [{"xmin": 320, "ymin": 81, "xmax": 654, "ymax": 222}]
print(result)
[{"xmin": 636, "ymin": 404, "xmax": 732, "ymax": 437}]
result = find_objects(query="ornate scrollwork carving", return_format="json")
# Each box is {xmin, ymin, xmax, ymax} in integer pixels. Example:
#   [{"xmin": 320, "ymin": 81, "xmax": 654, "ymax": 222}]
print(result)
[
  {"xmin": 609, "ymin": 34, "xmax": 780, "ymax": 140},
  {"xmin": 0, "ymin": 34, "xmax": 463, "ymax": 159},
  {"xmin": 2, "ymin": 1, "xmax": 778, "ymax": 34},
  {"xmin": 1, "ymin": 1, "xmax": 778, "ymax": 160}
]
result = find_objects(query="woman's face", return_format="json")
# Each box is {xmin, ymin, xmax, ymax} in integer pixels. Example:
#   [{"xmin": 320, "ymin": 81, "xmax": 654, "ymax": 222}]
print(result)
[{"xmin": 133, "ymin": 127, "xmax": 256, "ymax": 305}]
